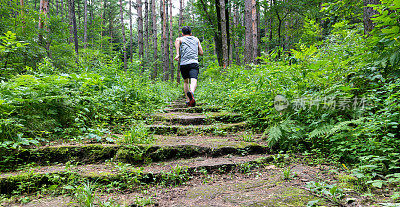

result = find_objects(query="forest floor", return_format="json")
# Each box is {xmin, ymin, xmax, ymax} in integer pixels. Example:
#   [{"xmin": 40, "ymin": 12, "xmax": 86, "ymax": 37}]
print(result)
[{"xmin": 1, "ymin": 100, "xmax": 394, "ymax": 206}]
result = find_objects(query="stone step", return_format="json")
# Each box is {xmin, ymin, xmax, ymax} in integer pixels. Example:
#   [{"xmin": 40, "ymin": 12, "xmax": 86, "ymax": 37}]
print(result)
[
  {"xmin": 151, "ymin": 111, "xmax": 243, "ymax": 125},
  {"xmin": 0, "ymin": 140, "xmax": 268, "ymax": 172},
  {"xmin": 147, "ymin": 122, "xmax": 247, "ymax": 135},
  {"xmin": 163, "ymin": 105, "xmax": 222, "ymax": 113},
  {"xmin": 153, "ymin": 134, "xmax": 266, "ymax": 149},
  {"xmin": 167, "ymin": 102, "xmax": 206, "ymax": 109},
  {"xmin": 0, "ymin": 154, "xmax": 274, "ymax": 195}
]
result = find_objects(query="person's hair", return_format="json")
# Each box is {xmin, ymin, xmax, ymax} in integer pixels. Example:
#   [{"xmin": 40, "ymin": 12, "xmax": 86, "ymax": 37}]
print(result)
[{"xmin": 182, "ymin": 26, "xmax": 191, "ymax": 35}]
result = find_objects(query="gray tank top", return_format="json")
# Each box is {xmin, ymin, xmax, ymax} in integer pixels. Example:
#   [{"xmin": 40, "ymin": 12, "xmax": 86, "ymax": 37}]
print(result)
[{"xmin": 180, "ymin": 36, "xmax": 199, "ymax": 66}]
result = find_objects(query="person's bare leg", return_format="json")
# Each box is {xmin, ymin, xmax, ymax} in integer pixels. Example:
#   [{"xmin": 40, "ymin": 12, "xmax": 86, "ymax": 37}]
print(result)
[
  {"xmin": 190, "ymin": 78, "xmax": 197, "ymax": 94},
  {"xmin": 184, "ymin": 78, "xmax": 190, "ymax": 102}
]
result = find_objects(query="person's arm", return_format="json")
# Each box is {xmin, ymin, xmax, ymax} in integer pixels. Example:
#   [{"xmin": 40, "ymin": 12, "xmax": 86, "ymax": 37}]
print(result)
[
  {"xmin": 174, "ymin": 37, "xmax": 181, "ymax": 61},
  {"xmin": 198, "ymin": 40, "xmax": 204, "ymax": 56}
]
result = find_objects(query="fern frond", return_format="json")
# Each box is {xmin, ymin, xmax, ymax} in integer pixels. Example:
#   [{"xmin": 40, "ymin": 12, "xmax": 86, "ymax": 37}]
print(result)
[
  {"xmin": 309, "ymin": 124, "xmax": 333, "ymax": 139},
  {"xmin": 266, "ymin": 125, "xmax": 282, "ymax": 148},
  {"xmin": 309, "ymin": 117, "xmax": 366, "ymax": 139}
]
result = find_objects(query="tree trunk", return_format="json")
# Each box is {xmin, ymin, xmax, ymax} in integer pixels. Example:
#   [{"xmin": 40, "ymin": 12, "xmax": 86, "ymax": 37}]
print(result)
[
  {"xmin": 219, "ymin": 0, "xmax": 228, "ymax": 68},
  {"xmin": 120, "ymin": 0, "xmax": 127, "ymax": 70},
  {"xmin": 177, "ymin": 0, "xmax": 183, "ymax": 85},
  {"xmin": 166, "ymin": 0, "xmax": 170, "ymax": 78},
  {"xmin": 229, "ymin": 4, "xmax": 233, "ymax": 66},
  {"xmin": 169, "ymin": 0, "xmax": 174, "ymax": 81},
  {"xmin": 55, "ymin": 0, "xmax": 58, "ymax": 15},
  {"xmin": 151, "ymin": 0, "xmax": 158, "ymax": 79},
  {"xmin": 89, "ymin": 0, "xmax": 94, "ymax": 34},
  {"xmin": 20, "ymin": 0, "xmax": 25, "ymax": 32},
  {"xmin": 169, "ymin": 0, "xmax": 175, "ymax": 82},
  {"xmin": 276, "ymin": 7, "xmax": 282, "ymax": 57},
  {"xmin": 101, "ymin": 0, "xmax": 106, "ymax": 49},
  {"xmin": 137, "ymin": 0, "xmax": 144, "ymax": 60},
  {"xmin": 60, "ymin": 0, "xmax": 63, "ymax": 17},
  {"xmin": 244, "ymin": 0, "xmax": 253, "ymax": 64},
  {"xmin": 68, "ymin": 0, "xmax": 79, "ymax": 57},
  {"xmin": 162, "ymin": 0, "xmax": 169, "ymax": 81},
  {"xmin": 77, "ymin": 0, "xmax": 81, "ymax": 30},
  {"xmin": 38, "ymin": 0, "xmax": 49, "ymax": 44},
  {"xmin": 144, "ymin": 0, "xmax": 149, "ymax": 60},
  {"xmin": 252, "ymin": 0, "xmax": 257, "ymax": 62},
  {"xmin": 214, "ymin": 0, "xmax": 223, "ymax": 66},
  {"xmin": 199, "ymin": 0, "xmax": 223, "ymax": 66},
  {"xmin": 84, "ymin": 0, "xmax": 87, "ymax": 48},
  {"xmin": 256, "ymin": 2, "xmax": 261, "ymax": 60},
  {"xmin": 224, "ymin": 0, "xmax": 230, "ymax": 62},
  {"xmin": 363, "ymin": 0, "xmax": 380, "ymax": 35},
  {"xmin": 109, "ymin": 3, "xmax": 113, "ymax": 53},
  {"xmin": 129, "ymin": 0, "xmax": 133, "ymax": 62},
  {"xmin": 267, "ymin": 0, "xmax": 273, "ymax": 53},
  {"xmin": 233, "ymin": 5, "xmax": 240, "ymax": 64}
]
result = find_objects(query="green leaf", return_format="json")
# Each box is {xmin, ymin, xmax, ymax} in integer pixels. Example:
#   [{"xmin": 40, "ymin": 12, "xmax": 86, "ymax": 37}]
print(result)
[
  {"xmin": 63, "ymin": 185, "xmax": 75, "ymax": 190},
  {"xmin": 390, "ymin": 51, "xmax": 400, "ymax": 66},
  {"xmin": 382, "ymin": 26, "xmax": 400, "ymax": 34}
]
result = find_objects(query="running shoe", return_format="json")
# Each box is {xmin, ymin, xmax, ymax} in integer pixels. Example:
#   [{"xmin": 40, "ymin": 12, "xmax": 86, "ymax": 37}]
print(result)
[{"xmin": 187, "ymin": 91, "xmax": 196, "ymax": 107}]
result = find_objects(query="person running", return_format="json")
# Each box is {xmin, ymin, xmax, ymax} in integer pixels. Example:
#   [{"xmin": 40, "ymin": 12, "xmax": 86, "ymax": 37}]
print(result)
[{"xmin": 174, "ymin": 26, "xmax": 204, "ymax": 107}]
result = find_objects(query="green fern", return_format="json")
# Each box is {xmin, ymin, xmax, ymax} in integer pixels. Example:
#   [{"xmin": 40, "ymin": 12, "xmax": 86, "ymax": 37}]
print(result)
[
  {"xmin": 309, "ymin": 118, "xmax": 366, "ymax": 139},
  {"xmin": 265, "ymin": 125, "xmax": 282, "ymax": 147},
  {"xmin": 263, "ymin": 119, "xmax": 301, "ymax": 148},
  {"xmin": 309, "ymin": 124, "xmax": 334, "ymax": 139}
]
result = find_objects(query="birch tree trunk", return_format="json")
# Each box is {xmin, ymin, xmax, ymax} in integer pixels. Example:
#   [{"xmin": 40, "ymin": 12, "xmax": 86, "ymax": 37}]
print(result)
[
  {"xmin": 120, "ymin": 0, "xmax": 127, "ymax": 70},
  {"xmin": 219, "ymin": 0, "xmax": 228, "ymax": 68}
]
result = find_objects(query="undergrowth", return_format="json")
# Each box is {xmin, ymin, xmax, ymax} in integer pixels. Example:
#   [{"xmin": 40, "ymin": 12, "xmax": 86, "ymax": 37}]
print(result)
[{"xmin": 197, "ymin": 22, "xmax": 400, "ymax": 193}]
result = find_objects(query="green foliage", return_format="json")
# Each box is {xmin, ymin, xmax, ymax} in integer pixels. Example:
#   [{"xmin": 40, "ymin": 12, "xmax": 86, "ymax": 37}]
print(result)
[
  {"xmin": 159, "ymin": 165, "xmax": 191, "ymax": 186},
  {"xmin": 282, "ymin": 167, "xmax": 293, "ymax": 180},
  {"xmin": 0, "ymin": 31, "xmax": 29, "ymax": 79},
  {"xmin": 241, "ymin": 131, "xmax": 255, "ymax": 142},
  {"xmin": 198, "ymin": 22, "xmax": 400, "ymax": 191},
  {"xmin": 123, "ymin": 121, "xmax": 154, "ymax": 145},
  {"xmin": 72, "ymin": 182, "xmax": 121, "ymax": 207},
  {"xmin": 321, "ymin": 0, "xmax": 363, "ymax": 24},
  {"xmin": 306, "ymin": 181, "xmax": 345, "ymax": 206},
  {"xmin": 369, "ymin": 0, "xmax": 400, "ymax": 73}
]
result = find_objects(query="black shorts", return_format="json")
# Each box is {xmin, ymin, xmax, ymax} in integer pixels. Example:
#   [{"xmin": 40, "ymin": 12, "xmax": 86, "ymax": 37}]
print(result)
[{"xmin": 180, "ymin": 63, "xmax": 199, "ymax": 79}]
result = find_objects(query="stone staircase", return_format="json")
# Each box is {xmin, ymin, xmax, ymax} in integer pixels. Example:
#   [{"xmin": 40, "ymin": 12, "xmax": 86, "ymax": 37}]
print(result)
[{"xmin": 0, "ymin": 100, "xmax": 347, "ymax": 206}]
